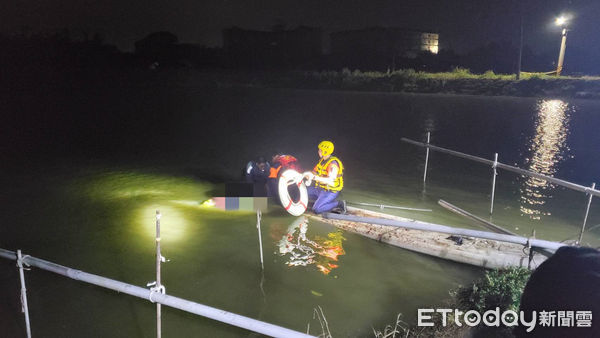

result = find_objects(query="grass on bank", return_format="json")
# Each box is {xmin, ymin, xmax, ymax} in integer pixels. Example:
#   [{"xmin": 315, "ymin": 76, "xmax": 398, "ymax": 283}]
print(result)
[
  {"xmin": 289, "ymin": 67, "xmax": 600, "ymax": 98},
  {"xmin": 311, "ymin": 67, "xmax": 600, "ymax": 81},
  {"xmin": 373, "ymin": 267, "xmax": 532, "ymax": 338}
]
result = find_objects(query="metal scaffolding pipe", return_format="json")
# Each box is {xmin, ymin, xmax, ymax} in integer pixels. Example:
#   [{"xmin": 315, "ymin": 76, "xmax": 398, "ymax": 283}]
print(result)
[
  {"xmin": 423, "ymin": 132, "xmax": 431, "ymax": 183},
  {"xmin": 438, "ymin": 200, "xmax": 516, "ymax": 235},
  {"xmin": 349, "ymin": 201, "xmax": 432, "ymax": 212},
  {"xmin": 490, "ymin": 153, "xmax": 498, "ymax": 215},
  {"xmin": 0, "ymin": 248, "xmax": 313, "ymax": 338},
  {"xmin": 401, "ymin": 137, "xmax": 600, "ymax": 197},
  {"xmin": 579, "ymin": 183, "xmax": 596, "ymax": 245},
  {"xmin": 402, "ymin": 137, "xmax": 495, "ymax": 166},
  {"xmin": 17, "ymin": 250, "xmax": 32, "ymax": 338},
  {"xmin": 257, "ymin": 210, "xmax": 264, "ymax": 270},
  {"xmin": 155, "ymin": 210, "xmax": 162, "ymax": 338},
  {"xmin": 323, "ymin": 213, "xmax": 566, "ymax": 252}
]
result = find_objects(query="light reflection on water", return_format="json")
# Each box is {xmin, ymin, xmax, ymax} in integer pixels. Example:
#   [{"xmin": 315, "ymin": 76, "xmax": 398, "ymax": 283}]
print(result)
[
  {"xmin": 82, "ymin": 171, "xmax": 211, "ymax": 242},
  {"xmin": 277, "ymin": 216, "xmax": 345, "ymax": 275},
  {"xmin": 519, "ymin": 99, "xmax": 572, "ymax": 219},
  {"xmin": 136, "ymin": 204, "xmax": 189, "ymax": 241}
]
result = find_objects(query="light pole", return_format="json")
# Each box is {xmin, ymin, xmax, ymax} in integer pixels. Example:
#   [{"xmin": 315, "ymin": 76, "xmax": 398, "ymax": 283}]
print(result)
[
  {"xmin": 516, "ymin": 4, "xmax": 523, "ymax": 79},
  {"xmin": 555, "ymin": 16, "xmax": 569, "ymax": 76}
]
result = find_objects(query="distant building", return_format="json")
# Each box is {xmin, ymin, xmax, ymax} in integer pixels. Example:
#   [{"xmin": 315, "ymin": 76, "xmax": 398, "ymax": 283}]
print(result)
[
  {"xmin": 222, "ymin": 26, "xmax": 323, "ymax": 68},
  {"xmin": 331, "ymin": 27, "xmax": 438, "ymax": 58},
  {"xmin": 134, "ymin": 31, "xmax": 219, "ymax": 68},
  {"xmin": 135, "ymin": 31, "xmax": 178, "ymax": 56},
  {"xmin": 330, "ymin": 27, "xmax": 439, "ymax": 70}
]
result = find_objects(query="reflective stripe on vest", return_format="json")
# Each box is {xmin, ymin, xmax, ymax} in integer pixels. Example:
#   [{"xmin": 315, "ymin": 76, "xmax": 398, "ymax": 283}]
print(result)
[{"xmin": 312, "ymin": 156, "xmax": 344, "ymax": 192}]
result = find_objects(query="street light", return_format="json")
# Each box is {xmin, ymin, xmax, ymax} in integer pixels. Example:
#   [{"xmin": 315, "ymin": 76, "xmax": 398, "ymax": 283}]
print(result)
[
  {"xmin": 516, "ymin": 3, "xmax": 523, "ymax": 79},
  {"xmin": 555, "ymin": 16, "xmax": 569, "ymax": 76}
]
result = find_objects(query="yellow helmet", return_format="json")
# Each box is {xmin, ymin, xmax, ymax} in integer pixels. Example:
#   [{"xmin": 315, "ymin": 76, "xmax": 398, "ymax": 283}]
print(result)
[{"xmin": 318, "ymin": 140, "xmax": 334, "ymax": 157}]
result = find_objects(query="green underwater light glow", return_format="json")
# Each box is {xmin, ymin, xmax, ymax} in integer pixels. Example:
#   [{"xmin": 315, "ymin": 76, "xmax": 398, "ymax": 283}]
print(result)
[
  {"xmin": 83, "ymin": 171, "xmax": 208, "ymax": 202},
  {"xmin": 136, "ymin": 204, "xmax": 189, "ymax": 241},
  {"xmin": 79, "ymin": 170, "xmax": 213, "ymax": 242}
]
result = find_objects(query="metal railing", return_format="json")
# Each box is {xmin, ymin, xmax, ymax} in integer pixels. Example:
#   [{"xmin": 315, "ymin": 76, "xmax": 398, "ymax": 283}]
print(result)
[
  {"xmin": 402, "ymin": 133, "xmax": 597, "ymax": 244},
  {"xmin": 1, "ymin": 209, "xmax": 311, "ymax": 338},
  {"xmin": 0, "ymin": 247, "xmax": 313, "ymax": 338},
  {"xmin": 324, "ymin": 213, "xmax": 565, "ymax": 251}
]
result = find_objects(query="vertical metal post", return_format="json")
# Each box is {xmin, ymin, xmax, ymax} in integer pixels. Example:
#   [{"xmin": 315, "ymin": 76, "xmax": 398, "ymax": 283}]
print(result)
[
  {"xmin": 556, "ymin": 28, "xmax": 568, "ymax": 76},
  {"xmin": 516, "ymin": 3, "xmax": 523, "ymax": 79},
  {"xmin": 257, "ymin": 210, "xmax": 264, "ymax": 270},
  {"xmin": 423, "ymin": 132, "xmax": 431, "ymax": 183},
  {"xmin": 527, "ymin": 230, "xmax": 536, "ymax": 270},
  {"xmin": 490, "ymin": 153, "xmax": 499, "ymax": 215},
  {"xmin": 155, "ymin": 210, "xmax": 162, "ymax": 338},
  {"xmin": 17, "ymin": 250, "xmax": 32, "ymax": 338},
  {"xmin": 578, "ymin": 183, "xmax": 595, "ymax": 245}
]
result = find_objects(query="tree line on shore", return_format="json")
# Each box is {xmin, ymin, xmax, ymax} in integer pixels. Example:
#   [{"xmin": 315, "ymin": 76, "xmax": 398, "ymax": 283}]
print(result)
[{"xmin": 2, "ymin": 30, "xmax": 598, "ymax": 76}]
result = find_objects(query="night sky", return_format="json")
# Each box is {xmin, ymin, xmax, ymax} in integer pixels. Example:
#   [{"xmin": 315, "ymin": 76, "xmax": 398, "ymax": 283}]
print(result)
[{"xmin": 1, "ymin": 0, "xmax": 598, "ymax": 55}]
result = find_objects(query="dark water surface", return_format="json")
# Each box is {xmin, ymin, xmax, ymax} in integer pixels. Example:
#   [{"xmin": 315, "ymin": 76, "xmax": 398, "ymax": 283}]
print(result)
[{"xmin": 2, "ymin": 82, "xmax": 600, "ymax": 337}]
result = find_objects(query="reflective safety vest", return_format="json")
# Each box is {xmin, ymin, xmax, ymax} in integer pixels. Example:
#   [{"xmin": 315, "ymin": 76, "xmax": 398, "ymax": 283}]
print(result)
[
  {"xmin": 313, "ymin": 156, "xmax": 344, "ymax": 192},
  {"xmin": 269, "ymin": 155, "xmax": 300, "ymax": 178},
  {"xmin": 268, "ymin": 166, "xmax": 281, "ymax": 179}
]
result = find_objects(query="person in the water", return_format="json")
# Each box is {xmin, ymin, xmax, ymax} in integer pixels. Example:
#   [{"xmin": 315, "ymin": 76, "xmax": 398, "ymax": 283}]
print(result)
[{"xmin": 244, "ymin": 156, "xmax": 270, "ymax": 196}]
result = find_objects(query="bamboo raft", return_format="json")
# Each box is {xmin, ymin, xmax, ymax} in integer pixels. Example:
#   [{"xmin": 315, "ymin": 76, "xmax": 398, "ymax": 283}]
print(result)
[{"xmin": 309, "ymin": 206, "xmax": 553, "ymax": 269}]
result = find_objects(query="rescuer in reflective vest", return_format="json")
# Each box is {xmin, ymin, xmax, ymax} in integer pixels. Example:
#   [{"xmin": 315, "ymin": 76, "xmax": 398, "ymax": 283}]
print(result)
[{"xmin": 304, "ymin": 141, "xmax": 346, "ymax": 214}]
